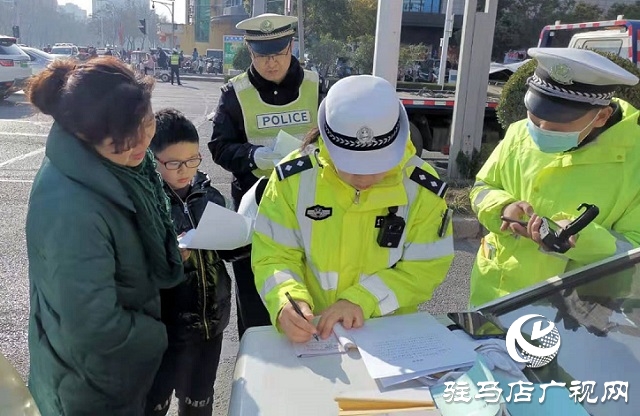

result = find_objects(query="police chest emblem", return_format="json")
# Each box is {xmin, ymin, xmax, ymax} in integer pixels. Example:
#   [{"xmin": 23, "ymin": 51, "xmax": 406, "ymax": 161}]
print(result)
[
  {"xmin": 305, "ymin": 205, "xmax": 332, "ymax": 221},
  {"xmin": 549, "ymin": 63, "xmax": 574, "ymax": 85},
  {"xmin": 260, "ymin": 19, "xmax": 274, "ymax": 33},
  {"xmin": 356, "ymin": 126, "xmax": 374, "ymax": 145}
]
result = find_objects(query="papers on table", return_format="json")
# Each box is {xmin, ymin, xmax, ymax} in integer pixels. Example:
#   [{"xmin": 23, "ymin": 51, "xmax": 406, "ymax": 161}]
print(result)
[
  {"xmin": 353, "ymin": 313, "xmax": 477, "ymax": 388},
  {"xmin": 293, "ymin": 312, "xmax": 478, "ymax": 388},
  {"xmin": 177, "ymin": 202, "xmax": 252, "ymax": 250}
]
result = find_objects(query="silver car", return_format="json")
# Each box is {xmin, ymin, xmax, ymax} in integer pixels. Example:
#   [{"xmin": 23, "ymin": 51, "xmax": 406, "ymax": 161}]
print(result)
[{"xmin": 20, "ymin": 47, "xmax": 54, "ymax": 75}]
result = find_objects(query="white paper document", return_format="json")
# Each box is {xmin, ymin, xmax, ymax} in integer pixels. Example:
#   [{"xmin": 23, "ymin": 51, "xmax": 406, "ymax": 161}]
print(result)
[
  {"xmin": 350, "ymin": 312, "xmax": 477, "ymax": 388},
  {"xmin": 180, "ymin": 202, "xmax": 252, "ymax": 250},
  {"xmin": 273, "ymin": 130, "xmax": 303, "ymax": 158},
  {"xmin": 292, "ymin": 323, "xmax": 356, "ymax": 357}
]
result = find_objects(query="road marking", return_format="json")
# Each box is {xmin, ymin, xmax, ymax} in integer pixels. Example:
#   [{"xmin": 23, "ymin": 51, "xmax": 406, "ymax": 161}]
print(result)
[
  {"xmin": 0, "ymin": 147, "xmax": 45, "ymax": 168},
  {"xmin": 0, "ymin": 132, "xmax": 48, "ymax": 137},
  {"xmin": 0, "ymin": 178, "xmax": 34, "ymax": 183}
]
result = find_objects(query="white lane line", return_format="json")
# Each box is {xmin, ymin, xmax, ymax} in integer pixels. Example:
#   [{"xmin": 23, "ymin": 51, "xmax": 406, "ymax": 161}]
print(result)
[
  {"xmin": 0, "ymin": 147, "xmax": 45, "ymax": 168},
  {"xmin": 0, "ymin": 178, "xmax": 34, "ymax": 183},
  {"xmin": 0, "ymin": 132, "xmax": 48, "ymax": 137}
]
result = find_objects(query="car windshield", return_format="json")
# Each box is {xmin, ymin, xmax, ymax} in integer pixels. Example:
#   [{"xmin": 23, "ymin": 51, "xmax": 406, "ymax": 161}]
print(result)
[
  {"xmin": 28, "ymin": 49, "xmax": 54, "ymax": 60},
  {"xmin": 480, "ymin": 249, "xmax": 640, "ymax": 416},
  {"xmin": 51, "ymin": 47, "xmax": 72, "ymax": 55}
]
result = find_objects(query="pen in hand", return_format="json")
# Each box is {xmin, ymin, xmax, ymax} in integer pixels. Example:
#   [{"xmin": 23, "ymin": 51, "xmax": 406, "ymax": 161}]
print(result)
[{"xmin": 285, "ymin": 292, "xmax": 320, "ymax": 341}]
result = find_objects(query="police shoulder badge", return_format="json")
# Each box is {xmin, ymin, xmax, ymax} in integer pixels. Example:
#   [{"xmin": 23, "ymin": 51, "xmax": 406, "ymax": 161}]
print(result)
[
  {"xmin": 549, "ymin": 63, "xmax": 574, "ymax": 85},
  {"xmin": 305, "ymin": 205, "xmax": 332, "ymax": 221}
]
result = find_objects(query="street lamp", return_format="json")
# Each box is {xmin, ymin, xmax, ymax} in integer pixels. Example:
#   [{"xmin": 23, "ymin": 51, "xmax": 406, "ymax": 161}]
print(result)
[{"xmin": 151, "ymin": 0, "xmax": 175, "ymax": 50}]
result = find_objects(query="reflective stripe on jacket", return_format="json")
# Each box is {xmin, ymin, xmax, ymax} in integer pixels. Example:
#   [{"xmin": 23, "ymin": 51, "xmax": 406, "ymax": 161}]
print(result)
[
  {"xmin": 170, "ymin": 54, "xmax": 180, "ymax": 65},
  {"xmin": 469, "ymin": 99, "xmax": 640, "ymax": 307},
  {"xmin": 252, "ymin": 139, "xmax": 454, "ymax": 326},
  {"xmin": 232, "ymin": 69, "xmax": 319, "ymax": 178}
]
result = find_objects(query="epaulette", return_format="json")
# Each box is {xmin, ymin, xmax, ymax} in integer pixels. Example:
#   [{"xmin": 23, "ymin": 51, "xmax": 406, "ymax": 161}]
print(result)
[
  {"xmin": 220, "ymin": 82, "xmax": 233, "ymax": 93},
  {"xmin": 409, "ymin": 166, "xmax": 448, "ymax": 198},
  {"xmin": 276, "ymin": 155, "xmax": 314, "ymax": 181}
]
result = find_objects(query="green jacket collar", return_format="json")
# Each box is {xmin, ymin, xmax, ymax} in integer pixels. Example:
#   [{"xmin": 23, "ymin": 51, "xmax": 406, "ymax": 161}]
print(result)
[{"xmin": 45, "ymin": 123, "xmax": 135, "ymax": 212}]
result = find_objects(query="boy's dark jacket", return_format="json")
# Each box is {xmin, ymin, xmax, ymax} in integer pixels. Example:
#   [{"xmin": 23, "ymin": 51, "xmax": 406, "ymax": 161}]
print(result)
[{"xmin": 162, "ymin": 170, "xmax": 242, "ymax": 344}]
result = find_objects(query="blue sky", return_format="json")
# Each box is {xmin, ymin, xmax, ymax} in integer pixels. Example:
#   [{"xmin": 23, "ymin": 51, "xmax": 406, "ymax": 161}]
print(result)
[{"xmin": 57, "ymin": 0, "xmax": 186, "ymax": 23}]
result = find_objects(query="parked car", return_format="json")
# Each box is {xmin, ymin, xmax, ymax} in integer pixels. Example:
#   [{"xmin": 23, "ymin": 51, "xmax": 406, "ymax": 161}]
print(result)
[
  {"xmin": 50, "ymin": 43, "xmax": 79, "ymax": 60},
  {"xmin": 20, "ymin": 46, "xmax": 54, "ymax": 75},
  {"xmin": 0, "ymin": 35, "xmax": 31, "ymax": 99}
]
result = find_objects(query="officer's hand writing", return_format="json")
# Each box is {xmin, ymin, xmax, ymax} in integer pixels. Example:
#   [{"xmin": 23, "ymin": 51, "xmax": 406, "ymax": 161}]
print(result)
[
  {"xmin": 278, "ymin": 300, "xmax": 318, "ymax": 343},
  {"xmin": 529, "ymin": 216, "xmax": 576, "ymax": 250},
  {"xmin": 317, "ymin": 300, "xmax": 364, "ymax": 339},
  {"xmin": 253, "ymin": 146, "xmax": 281, "ymax": 170},
  {"xmin": 501, "ymin": 201, "xmax": 535, "ymax": 238}
]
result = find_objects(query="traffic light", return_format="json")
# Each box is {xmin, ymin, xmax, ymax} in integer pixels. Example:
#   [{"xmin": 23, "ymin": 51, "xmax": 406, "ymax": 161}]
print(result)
[
  {"xmin": 138, "ymin": 19, "xmax": 146, "ymax": 35},
  {"xmin": 12, "ymin": 25, "xmax": 19, "ymax": 39}
]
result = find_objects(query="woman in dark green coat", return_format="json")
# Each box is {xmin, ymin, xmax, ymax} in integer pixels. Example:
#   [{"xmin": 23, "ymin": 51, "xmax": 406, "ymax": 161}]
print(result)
[{"xmin": 25, "ymin": 57, "xmax": 184, "ymax": 415}]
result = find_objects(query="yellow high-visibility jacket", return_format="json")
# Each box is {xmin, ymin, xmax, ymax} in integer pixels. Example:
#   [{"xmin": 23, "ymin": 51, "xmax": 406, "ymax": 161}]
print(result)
[
  {"xmin": 252, "ymin": 139, "xmax": 455, "ymax": 326},
  {"xmin": 470, "ymin": 99, "xmax": 640, "ymax": 307}
]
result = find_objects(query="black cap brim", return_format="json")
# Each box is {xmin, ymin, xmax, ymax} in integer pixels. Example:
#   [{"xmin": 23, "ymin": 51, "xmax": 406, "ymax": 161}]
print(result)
[
  {"xmin": 247, "ymin": 36, "xmax": 292, "ymax": 55},
  {"xmin": 524, "ymin": 89, "xmax": 600, "ymax": 123}
]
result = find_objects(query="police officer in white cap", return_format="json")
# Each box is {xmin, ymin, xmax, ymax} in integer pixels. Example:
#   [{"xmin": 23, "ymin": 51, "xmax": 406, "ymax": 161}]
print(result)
[
  {"xmin": 470, "ymin": 48, "xmax": 640, "ymax": 308},
  {"xmin": 208, "ymin": 13, "xmax": 321, "ymax": 338},
  {"xmin": 252, "ymin": 75, "xmax": 455, "ymax": 342}
]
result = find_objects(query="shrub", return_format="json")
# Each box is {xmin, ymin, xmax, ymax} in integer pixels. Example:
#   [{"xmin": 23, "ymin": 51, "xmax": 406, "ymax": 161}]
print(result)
[{"xmin": 497, "ymin": 51, "xmax": 640, "ymax": 130}]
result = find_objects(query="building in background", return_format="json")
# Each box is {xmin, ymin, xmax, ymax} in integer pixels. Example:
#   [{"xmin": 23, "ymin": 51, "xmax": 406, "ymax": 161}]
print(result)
[
  {"xmin": 59, "ymin": 2, "xmax": 88, "ymax": 21},
  {"xmin": 401, "ymin": 0, "xmax": 464, "ymax": 59},
  {"xmin": 178, "ymin": 0, "xmax": 248, "ymax": 58}
]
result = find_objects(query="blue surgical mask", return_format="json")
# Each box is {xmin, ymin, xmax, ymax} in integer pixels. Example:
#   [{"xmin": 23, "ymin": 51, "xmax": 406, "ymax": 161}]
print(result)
[{"xmin": 527, "ymin": 114, "xmax": 598, "ymax": 153}]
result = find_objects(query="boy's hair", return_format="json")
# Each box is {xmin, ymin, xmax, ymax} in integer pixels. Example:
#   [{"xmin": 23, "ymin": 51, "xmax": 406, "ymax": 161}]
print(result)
[{"xmin": 150, "ymin": 108, "xmax": 199, "ymax": 153}]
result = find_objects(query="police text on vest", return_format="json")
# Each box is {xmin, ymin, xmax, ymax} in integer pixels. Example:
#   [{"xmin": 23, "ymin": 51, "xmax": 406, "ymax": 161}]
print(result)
[{"xmin": 256, "ymin": 111, "xmax": 311, "ymax": 129}]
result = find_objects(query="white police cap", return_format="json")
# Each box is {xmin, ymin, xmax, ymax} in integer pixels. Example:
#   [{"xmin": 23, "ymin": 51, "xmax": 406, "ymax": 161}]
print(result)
[
  {"xmin": 236, "ymin": 14, "xmax": 297, "ymax": 55},
  {"xmin": 525, "ymin": 47, "xmax": 639, "ymax": 122}
]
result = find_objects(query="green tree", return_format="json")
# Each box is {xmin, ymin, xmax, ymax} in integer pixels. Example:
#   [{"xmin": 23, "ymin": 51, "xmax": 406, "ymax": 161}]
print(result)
[
  {"xmin": 492, "ymin": 0, "xmax": 576, "ymax": 60},
  {"xmin": 233, "ymin": 44, "xmax": 252, "ymax": 70},
  {"xmin": 606, "ymin": 1, "xmax": 640, "ymax": 19},
  {"xmin": 398, "ymin": 43, "xmax": 427, "ymax": 69},
  {"xmin": 307, "ymin": 34, "xmax": 347, "ymax": 77},
  {"xmin": 565, "ymin": 1, "xmax": 605, "ymax": 22},
  {"xmin": 350, "ymin": 34, "xmax": 375, "ymax": 74},
  {"xmin": 346, "ymin": 0, "xmax": 378, "ymax": 39}
]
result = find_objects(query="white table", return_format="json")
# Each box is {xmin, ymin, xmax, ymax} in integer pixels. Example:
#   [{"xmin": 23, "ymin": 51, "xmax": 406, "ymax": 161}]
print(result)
[
  {"xmin": 228, "ymin": 326, "xmax": 383, "ymax": 416},
  {"xmin": 228, "ymin": 315, "xmax": 457, "ymax": 416}
]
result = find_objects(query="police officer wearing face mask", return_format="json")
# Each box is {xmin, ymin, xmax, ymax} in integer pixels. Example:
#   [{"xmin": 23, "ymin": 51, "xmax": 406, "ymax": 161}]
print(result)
[
  {"xmin": 208, "ymin": 13, "xmax": 320, "ymax": 338},
  {"xmin": 469, "ymin": 47, "xmax": 640, "ymax": 308}
]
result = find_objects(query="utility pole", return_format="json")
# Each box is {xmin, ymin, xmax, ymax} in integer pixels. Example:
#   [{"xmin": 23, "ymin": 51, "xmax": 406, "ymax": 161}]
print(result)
[
  {"xmin": 372, "ymin": 0, "xmax": 403, "ymax": 88},
  {"xmin": 152, "ymin": 0, "xmax": 175, "ymax": 49},
  {"xmin": 438, "ymin": 0, "xmax": 454, "ymax": 87},
  {"xmin": 284, "ymin": 0, "xmax": 292, "ymax": 16},
  {"xmin": 297, "ymin": 0, "xmax": 304, "ymax": 60},
  {"xmin": 447, "ymin": 0, "xmax": 498, "ymax": 179}
]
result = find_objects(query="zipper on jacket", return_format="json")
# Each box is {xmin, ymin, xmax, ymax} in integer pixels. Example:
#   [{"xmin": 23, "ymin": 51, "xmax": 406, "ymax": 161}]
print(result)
[
  {"xmin": 170, "ymin": 187, "xmax": 211, "ymax": 340},
  {"xmin": 354, "ymin": 189, "xmax": 361, "ymax": 204}
]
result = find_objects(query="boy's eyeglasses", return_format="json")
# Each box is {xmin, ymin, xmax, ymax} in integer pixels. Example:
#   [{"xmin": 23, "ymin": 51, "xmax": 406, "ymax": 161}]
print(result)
[
  {"xmin": 250, "ymin": 44, "xmax": 291, "ymax": 63},
  {"xmin": 155, "ymin": 156, "xmax": 202, "ymax": 170}
]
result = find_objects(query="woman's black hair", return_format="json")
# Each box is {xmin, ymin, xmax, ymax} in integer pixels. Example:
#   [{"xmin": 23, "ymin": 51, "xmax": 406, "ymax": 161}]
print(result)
[{"xmin": 27, "ymin": 56, "xmax": 154, "ymax": 152}]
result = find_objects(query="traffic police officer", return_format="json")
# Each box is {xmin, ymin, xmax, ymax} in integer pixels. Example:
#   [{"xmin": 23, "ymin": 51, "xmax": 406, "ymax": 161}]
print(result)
[
  {"xmin": 252, "ymin": 75, "xmax": 455, "ymax": 342},
  {"xmin": 208, "ymin": 13, "xmax": 320, "ymax": 337},
  {"xmin": 170, "ymin": 49, "xmax": 182, "ymax": 86},
  {"xmin": 470, "ymin": 48, "xmax": 640, "ymax": 307}
]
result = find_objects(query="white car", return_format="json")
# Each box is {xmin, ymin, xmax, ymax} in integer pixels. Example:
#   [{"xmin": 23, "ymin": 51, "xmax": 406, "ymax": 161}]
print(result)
[
  {"xmin": 0, "ymin": 35, "xmax": 31, "ymax": 99},
  {"xmin": 20, "ymin": 46, "xmax": 54, "ymax": 75},
  {"xmin": 50, "ymin": 43, "xmax": 79, "ymax": 60}
]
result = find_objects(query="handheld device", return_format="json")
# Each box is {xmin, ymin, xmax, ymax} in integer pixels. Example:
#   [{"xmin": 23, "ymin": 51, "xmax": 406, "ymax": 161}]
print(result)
[
  {"xmin": 539, "ymin": 203, "xmax": 599, "ymax": 253},
  {"xmin": 500, "ymin": 216, "xmax": 528, "ymax": 228},
  {"xmin": 447, "ymin": 311, "xmax": 506, "ymax": 340},
  {"xmin": 377, "ymin": 206, "xmax": 406, "ymax": 248}
]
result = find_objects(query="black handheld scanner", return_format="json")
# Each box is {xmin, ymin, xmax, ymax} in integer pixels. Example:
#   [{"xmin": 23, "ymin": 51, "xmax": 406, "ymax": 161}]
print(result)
[{"xmin": 539, "ymin": 203, "xmax": 600, "ymax": 254}]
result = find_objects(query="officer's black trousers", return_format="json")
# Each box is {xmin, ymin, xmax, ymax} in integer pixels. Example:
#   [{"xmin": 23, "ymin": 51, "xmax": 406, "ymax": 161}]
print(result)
[
  {"xmin": 170, "ymin": 65, "xmax": 181, "ymax": 85},
  {"xmin": 233, "ymin": 256, "xmax": 271, "ymax": 338}
]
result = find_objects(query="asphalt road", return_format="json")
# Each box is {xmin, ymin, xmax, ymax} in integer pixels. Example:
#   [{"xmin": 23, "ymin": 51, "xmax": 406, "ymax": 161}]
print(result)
[{"xmin": 0, "ymin": 79, "xmax": 479, "ymax": 416}]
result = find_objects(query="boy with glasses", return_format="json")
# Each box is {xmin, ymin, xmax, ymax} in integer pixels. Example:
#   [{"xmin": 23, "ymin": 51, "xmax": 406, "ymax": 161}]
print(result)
[
  {"xmin": 208, "ymin": 13, "xmax": 322, "ymax": 338},
  {"xmin": 145, "ymin": 108, "xmax": 232, "ymax": 416}
]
